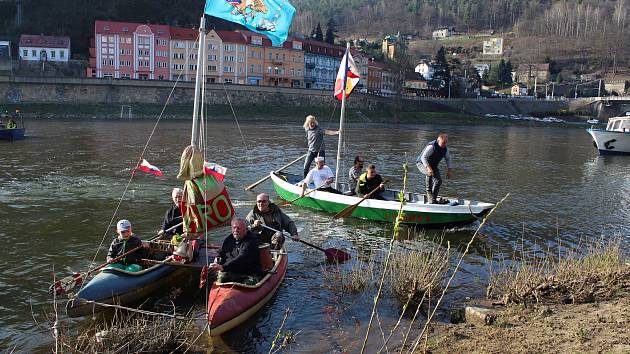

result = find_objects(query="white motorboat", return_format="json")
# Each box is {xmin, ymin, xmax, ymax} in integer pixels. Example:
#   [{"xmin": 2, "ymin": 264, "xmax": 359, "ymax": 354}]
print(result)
[{"xmin": 587, "ymin": 112, "xmax": 630, "ymax": 155}]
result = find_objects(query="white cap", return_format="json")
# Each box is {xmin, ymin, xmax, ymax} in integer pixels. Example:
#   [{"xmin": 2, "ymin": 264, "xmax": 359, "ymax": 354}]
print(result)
[
  {"xmin": 314, "ymin": 156, "xmax": 325, "ymax": 162},
  {"xmin": 117, "ymin": 219, "xmax": 132, "ymax": 231}
]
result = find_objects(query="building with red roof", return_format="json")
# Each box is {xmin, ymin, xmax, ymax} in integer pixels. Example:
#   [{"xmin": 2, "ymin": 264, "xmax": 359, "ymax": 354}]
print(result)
[
  {"xmin": 90, "ymin": 20, "xmax": 171, "ymax": 80},
  {"xmin": 19, "ymin": 34, "xmax": 70, "ymax": 62},
  {"xmin": 301, "ymin": 39, "xmax": 344, "ymax": 90}
]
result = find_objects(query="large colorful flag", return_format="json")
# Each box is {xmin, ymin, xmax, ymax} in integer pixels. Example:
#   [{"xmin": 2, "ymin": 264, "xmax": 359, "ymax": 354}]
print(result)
[
  {"xmin": 177, "ymin": 146, "xmax": 234, "ymax": 234},
  {"xmin": 136, "ymin": 159, "xmax": 163, "ymax": 177},
  {"xmin": 334, "ymin": 50, "xmax": 361, "ymax": 101},
  {"xmin": 204, "ymin": 0, "xmax": 296, "ymax": 46}
]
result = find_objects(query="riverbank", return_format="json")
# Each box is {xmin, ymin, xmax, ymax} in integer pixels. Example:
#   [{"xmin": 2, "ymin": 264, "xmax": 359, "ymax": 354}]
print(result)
[{"xmin": 0, "ymin": 102, "xmax": 590, "ymax": 128}]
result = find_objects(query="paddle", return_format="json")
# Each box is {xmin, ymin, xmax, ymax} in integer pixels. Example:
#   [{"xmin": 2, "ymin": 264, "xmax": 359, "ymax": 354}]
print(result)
[
  {"xmin": 278, "ymin": 184, "xmax": 327, "ymax": 206},
  {"xmin": 261, "ymin": 225, "xmax": 351, "ymax": 262},
  {"xmin": 49, "ymin": 222, "xmax": 183, "ymax": 295},
  {"xmin": 245, "ymin": 153, "xmax": 307, "ymax": 190},
  {"xmin": 333, "ymin": 178, "xmax": 389, "ymax": 220}
]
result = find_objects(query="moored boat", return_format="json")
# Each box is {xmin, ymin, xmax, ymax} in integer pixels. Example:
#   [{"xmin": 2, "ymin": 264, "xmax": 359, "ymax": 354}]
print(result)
[
  {"xmin": 271, "ymin": 172, "xmax": 494, "ymax": 228},
  {"xmin": 207, "ymin": 246, "xmax": 288, "ymax": 335},
  {"xmin": 587, "ymin": 112, "xmax": 630, "ymax": 155},
  {"xmin": 66, "ymin": 240, "xmax": 217, "ymax": 317}
]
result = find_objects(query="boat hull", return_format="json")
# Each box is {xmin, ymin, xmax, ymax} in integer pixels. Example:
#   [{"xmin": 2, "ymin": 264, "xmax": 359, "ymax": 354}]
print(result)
[
  {"xmin": 66, "ymin": 264, "xmax": 194, "ymax": 317},
  {"xmin": 587, "ymin": 129, "xmax": 630, "ymax": 155},
  {"xmin": 208, "ymin": 249, "xmax": 288, "ymax": 335},
  {"xmin": 270, "ymin": 172, "xmax": 494, "ymax": 228},
  {"xmin": 0, "ymin": 128, "xmax": 25, "ymax": 141}
]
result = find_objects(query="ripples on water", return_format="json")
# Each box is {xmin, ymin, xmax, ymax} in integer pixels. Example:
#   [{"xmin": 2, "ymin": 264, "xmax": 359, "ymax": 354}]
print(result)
[{"xmin": 0, "ymin": 119, "xmax": 628, "ymax": 352}]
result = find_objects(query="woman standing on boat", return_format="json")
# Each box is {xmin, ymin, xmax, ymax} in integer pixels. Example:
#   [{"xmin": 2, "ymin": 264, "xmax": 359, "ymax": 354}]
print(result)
[{"xmin": 302, "ymin": 115, "xmax": 339, "ymax": 177}]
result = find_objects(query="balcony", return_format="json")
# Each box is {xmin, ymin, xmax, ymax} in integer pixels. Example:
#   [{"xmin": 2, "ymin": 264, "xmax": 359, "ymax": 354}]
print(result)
[{"xmin": 271, "ymin": 60, "xmax": 283, "ymax": 65}]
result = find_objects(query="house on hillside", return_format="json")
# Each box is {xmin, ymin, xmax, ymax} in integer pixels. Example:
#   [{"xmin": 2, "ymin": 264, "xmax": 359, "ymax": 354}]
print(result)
[
  {"xmin": 382, "ymin": 33, "xmax": 403, "ymax": 60},
  {"xmin": 511, "ymin": 83, "xmax": 528, "ymax": 96},
  {"xmin": 515, "ymin": 63, "xmax": 550, "ymax": 84},
  {"xmin": 483, "ymin": 38, "xmax": 503, "ymax": 55},
  {"xmin": 414, "ymin": 60, "xmax": 434, "ymax": 80},
  {"xmin": 0, "ymin": 41, "xmax": 11, "ymax": 75},
  {"xmin": 19, "ymin": 34, "xmax": 70, "ymax": 62},
  {"xmin": 432, "ymin": 27, "xmax": 454, "ymax": 40}
]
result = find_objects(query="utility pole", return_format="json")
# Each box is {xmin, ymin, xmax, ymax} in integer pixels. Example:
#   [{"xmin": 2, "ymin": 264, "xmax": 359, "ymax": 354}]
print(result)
[
  {"xmin": 598, "ymin": 79, "xmax": 602, "ymax": 97},
  {"xmin": 574, "ymin": 83, "xmax": 579, "ymax": 99}
]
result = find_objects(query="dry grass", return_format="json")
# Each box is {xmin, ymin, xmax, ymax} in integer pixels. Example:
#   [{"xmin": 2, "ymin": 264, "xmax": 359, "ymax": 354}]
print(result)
[
  {"xmin": 66, "ymin": 311, "xmax": 203, "ymax": 353},
  {"xmin": 388, "ymin": 241, "xmax": 452, "ymax": 306},
  {"xmin": 323, "ymin": 254, "xmax": 378, "ymax": 294},
  {"xmin": 487, "ymin": 239, "xmax": 629, "ymax": 306}
]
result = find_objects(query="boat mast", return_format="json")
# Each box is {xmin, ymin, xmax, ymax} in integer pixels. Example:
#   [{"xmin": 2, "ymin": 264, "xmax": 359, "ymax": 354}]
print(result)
[
  {"xmin": 191, "ymin": 16, "xmax": 208, "ymax": 148},
  {"xmin": 334, "ymin": 42, "xmax": 350, "ymax": 190}
]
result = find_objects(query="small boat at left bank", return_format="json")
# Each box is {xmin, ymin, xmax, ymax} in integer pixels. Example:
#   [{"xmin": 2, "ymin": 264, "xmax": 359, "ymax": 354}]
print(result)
[
  {"xmin": 66, "ymin": 240, "xmax": 217, "ymax": 318},
  {"xmin": 0, "ymin": 120, "xmax": 25, "ymax": 141}
]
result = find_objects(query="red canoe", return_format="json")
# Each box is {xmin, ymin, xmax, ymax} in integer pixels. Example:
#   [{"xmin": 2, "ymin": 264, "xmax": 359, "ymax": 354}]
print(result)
[{"xmin": 207, "ymin": 247, "xmax": 288, "ymax": 335}]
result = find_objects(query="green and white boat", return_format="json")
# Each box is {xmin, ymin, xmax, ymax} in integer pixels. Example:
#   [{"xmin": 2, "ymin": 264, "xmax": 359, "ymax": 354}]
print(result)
[{"xmin": 270, "ymin": 171, "xmax": 494, "ymax": 228}]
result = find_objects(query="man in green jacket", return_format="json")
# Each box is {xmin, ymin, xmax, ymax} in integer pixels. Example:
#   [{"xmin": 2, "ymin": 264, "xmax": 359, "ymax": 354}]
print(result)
[{"xmin": 246, "ymin": 193, "xmax": 299, "ymax": 250}]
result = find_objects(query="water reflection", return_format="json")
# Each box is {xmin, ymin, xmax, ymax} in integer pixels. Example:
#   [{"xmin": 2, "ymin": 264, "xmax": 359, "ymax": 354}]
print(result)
[{"xmin": 0, "ymin": 119, "xmax": 628, "ymax": 352}]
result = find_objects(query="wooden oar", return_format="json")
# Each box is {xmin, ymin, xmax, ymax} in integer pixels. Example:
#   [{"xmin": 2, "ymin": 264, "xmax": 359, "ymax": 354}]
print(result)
[
  {"xmin": 333, "ymin": 179, "xmax": 389, "ymax": 220},
  {"xmin": 245, "ymin": 153, "xmax": 307, "ymax": 190},
  {"xmin": 261, "ymin": 225, "xmax": 351, "ymax": 262},
  {"xmin": 278, "ymin": 184, "xmax": 327, "ymax": 206},
  {"xmin": 49, "ymin": 245, "xmax": 144, "ymax": 295},
  {"xmin": 49, "ymin": 222, "xmax": 183, "ymax": 295}
]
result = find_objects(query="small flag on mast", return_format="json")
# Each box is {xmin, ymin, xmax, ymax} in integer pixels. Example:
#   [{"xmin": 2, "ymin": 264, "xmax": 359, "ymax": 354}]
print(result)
[
  {"xmin": 136, "ymin": 159, "xmax": 164, "ymax": 177},
  {"xmin": 334, "ymin": 49, "xmax": 361, "ymax": 101},
  {"xmin": 204, "ymin": 161, "xmax": 227, "ymax": 181},
  {"xmin": 204, "ymin": 0, "xmax": 296, "ymax": 46}
]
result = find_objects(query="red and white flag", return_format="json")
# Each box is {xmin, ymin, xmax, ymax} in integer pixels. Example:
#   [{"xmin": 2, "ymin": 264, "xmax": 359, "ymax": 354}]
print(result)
[
  {"xmin": 203, "ymin": 161, "xmax": 227, "ymax": 181},
  {"xmin": 334, "ymin": 50, "xmax": 361, "ymax": 101},
  {"xmin": 136, "ymin": 159, "xmax": 163, "ymax": 177}
]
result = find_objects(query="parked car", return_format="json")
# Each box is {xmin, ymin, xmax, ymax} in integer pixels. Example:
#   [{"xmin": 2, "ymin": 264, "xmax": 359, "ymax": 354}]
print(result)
[{"xmin": 587, "ymin": 119, "xmax": 599, "ymax": 125}]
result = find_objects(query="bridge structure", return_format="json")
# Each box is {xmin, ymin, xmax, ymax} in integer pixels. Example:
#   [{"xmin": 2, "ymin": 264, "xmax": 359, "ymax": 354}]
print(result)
[{"xmin": 569, "ymin": 96, "xmax": 630, "ymax": 118}]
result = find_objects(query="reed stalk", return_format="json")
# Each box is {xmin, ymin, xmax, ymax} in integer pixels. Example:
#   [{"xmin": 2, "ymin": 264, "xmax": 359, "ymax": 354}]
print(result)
[
  {"xmin": 360, "ymin": 163, "xmax": 409, "ymax": 354},
  {"xmin": 406, "ymin": 193, "xmax": 510, "ymax": 354}
]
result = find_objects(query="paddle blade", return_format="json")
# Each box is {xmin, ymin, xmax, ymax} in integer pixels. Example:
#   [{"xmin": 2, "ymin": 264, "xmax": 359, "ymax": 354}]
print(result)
[
  {"xmin": 324, "ymin": 248, "xmax": 351, "ymax": 262},
  {"xmin": 333, "ymin": 205, "xmax": 357, "ymax": 220}
]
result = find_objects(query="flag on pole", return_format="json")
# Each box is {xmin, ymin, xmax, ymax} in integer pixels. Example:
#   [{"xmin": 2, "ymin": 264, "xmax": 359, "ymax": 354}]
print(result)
[
  {"xmin": 136, "ymin": 159, "xmax": 163, "ymax": 177},
  {"xmin": 204, "ymin": 161, "xmax": 227, "ymax": 181},
  {"xmin": 204, "ymin": 0, "xmax": 296, "ymax": 46},
  {"xmin": 334, "ymin": 50, "xmax": 361, "ymax": 101}
]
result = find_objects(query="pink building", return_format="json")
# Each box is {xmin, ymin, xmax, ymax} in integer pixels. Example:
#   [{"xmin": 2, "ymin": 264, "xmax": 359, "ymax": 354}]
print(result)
[{"xmin": 93, "ymin": 20, "xmax": 170, "ymax": 80}]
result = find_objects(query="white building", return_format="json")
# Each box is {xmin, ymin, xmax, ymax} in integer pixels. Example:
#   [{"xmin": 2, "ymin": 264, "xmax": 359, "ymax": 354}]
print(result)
[
  {"xmin": 432, "ymin": 27, "xmax": 454, "ymax": 40},
  {"xmin": 473, "ymin": 63, "xmax": 490, "ymax": 78},
  {"xmin": 19, "ymin": 34, "xmax": 70, "ymax": 62},
  {"xmin": 483, "ymin": 37, "xmax": 503, "ymax": 55},
  {"xmin": 414, "ymin": 60, "xmax": 434, "ymax": 80}
]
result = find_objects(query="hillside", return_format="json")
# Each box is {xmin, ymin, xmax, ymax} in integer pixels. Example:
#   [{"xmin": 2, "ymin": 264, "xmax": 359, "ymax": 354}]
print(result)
[{"xmin": 0, "ymin": 0, "xmax": 628, "ymax": 73}]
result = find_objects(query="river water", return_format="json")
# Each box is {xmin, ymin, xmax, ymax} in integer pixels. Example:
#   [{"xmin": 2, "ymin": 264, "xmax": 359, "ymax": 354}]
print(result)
[{"xmin": 1, "ymin": 118, "xmax": 628, "ymax": 352}]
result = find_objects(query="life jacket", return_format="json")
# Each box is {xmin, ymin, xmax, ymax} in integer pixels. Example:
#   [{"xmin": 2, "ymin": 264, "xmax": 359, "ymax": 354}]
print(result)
[
  {"xmin": 426, "ymin": 140, "xmax": 447, "ymax": 168},
  {"xmin": 7, "ymin": 120, "xmax": 16, "ymax": 129}
]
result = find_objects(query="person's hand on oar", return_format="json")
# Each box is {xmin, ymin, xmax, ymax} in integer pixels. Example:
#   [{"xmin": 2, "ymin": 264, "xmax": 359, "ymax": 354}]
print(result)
[
  {"xmin": 261, "ymin": 225, "xmax": 350, "ymax": 262},
  {"xmin": 333, "ymin": 178, "xmax": 390, "ymax": 220}
]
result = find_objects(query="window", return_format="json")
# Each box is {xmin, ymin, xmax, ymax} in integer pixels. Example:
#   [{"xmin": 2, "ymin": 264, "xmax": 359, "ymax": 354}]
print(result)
[
  {"xmin": 22, "ymin": 49, "xmax": 27, "ymax": 57},
  {"xmin": 252, "ymin": 37, "xmax": 262, "ymax": 45},
  {"xmin": 238, "ymin": 56, "xmax": 244, "ymax": 63},
  {"xmin": 32, "ymin": 50, "xmax": 36, "ymax": 57},
  {"xmin": 208, "ymin": 43, "xmax": 216, "ymax": 50},
  {"xmin": 224, "ymin": 44, "xmax": 234, "ymax": 51},
  {"xmin": 268, "ymin": 52, "xmax": 272, "ymax": 60},
  {"xmin": 239, "ymin": 45, "xmax": 245, "ymax": 52},
  {"xmin": 267, "ymin": 66, "xmax": 272, "ymax": 73},
  {"xmin": 224, "ymin": 78, "xmax": 233, "ymax": 83},
  {"xmin": 224, "ymin": 55, "xmax": 234, "ymax": 62},
  {"xmin": 291, "ymin": 68, "xmax": 294, "ymax": 76},
  {"xmin": 208, "ymin": 65, "xmax": 217, "ymax": 71},
  {"xmin": 224, "ymin": 66, "xmax": 234, "ymax": 73},
  {"xmin": 104, "ymin": 25, "xmax": 110, "ymax": 30},
  {"xmin": 250, "ymin": 64, "xmax": 254, "ymax": 72},
  {"xmin": 297, "ymin": 69, "xmax": 302, "ymax": 76},
  {"xmin": 292, "ymin": 42, "xmax": 302, "ymax": 50},
  {"xmin": 189, "ymin": 64, "xmax": 197, "ymax": 71},
  {"xmin": 208, "ymin": 55, "xmax": 216, "ymax": 61}
]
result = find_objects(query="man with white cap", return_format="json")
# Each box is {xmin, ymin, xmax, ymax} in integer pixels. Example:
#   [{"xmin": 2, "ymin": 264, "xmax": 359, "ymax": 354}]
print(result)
[
  {"xmin": 107, "ymin": 219, "xmax": 147, "ymax": 268},
  {"xmin": 300, "ymin": 156, "xmax": 341, "ymax": 196},
  {"xmin": 158, "ymin": 187, "xmax": 184, "ymax": 238}
]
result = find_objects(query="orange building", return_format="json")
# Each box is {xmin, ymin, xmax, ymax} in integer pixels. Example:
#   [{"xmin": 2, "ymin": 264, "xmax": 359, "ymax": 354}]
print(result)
[{"xmin": 261, "ymin": 36, "xmax": 304, "ymax": 88}]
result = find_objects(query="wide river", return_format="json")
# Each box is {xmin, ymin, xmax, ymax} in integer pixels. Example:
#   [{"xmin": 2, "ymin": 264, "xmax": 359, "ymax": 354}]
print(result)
[{"xmin": 1, "ymin": 118, "xmax": 628, "ymax": 352}]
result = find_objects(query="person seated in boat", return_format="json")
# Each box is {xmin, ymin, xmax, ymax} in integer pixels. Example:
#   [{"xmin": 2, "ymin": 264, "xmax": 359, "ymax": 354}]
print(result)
[
  {"xmin": 246, "ymin": 193, "xmax": 299, "ymax": 250},
  {"xmin": 417, "ymin": 132, "xmax": 453, "ymax": 204},
  {"xmin": 356, "ymin": 164, "xmax": 386, "ymax": 200},
  {"xmin": 107, "ymin": 219, "xmax": 149, "ymax": 271},
  {"xmin": 210, "ymin": 218, "xmax": 261, "ymax": 285},
  {"xmin": 157, "ymin": 187, "xmax": 184, "ymax": 239},
  {"xmin": 346, "ymin": 156, "xmax": 364, "ymax": 196},
  {"xmin": 300, "ymin": 156, "xmax": 342, "ymax": 195}
]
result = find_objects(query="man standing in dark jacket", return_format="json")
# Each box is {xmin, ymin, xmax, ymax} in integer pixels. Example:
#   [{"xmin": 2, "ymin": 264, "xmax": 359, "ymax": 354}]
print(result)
[
  {"xmin": 247, "ymin": 193, "xmax": 299, "ymax": 250},
  {"xmin": 210, "ymin": 218, "xmax": 261, "ymax": 285},
  {"xmin": 417, "ymin": 133, "xmax": 453, "ymax": 204}
]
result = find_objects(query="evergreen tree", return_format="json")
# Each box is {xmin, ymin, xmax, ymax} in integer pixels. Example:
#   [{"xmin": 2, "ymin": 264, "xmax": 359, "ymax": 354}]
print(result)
[
  {"xmin": 325, "ymin": 17, "xmax": 337, "ymax": 45},
  {"xmin": 503, "ymin": 60, "xmax": 513, "ymax": 85},
  {"xmin": 312, "ymin": 22, "xmax": 323, "ymax": 41},
  {"xmin": 432, "ymin": 47, "xmax": 451, "ymax": 97}
]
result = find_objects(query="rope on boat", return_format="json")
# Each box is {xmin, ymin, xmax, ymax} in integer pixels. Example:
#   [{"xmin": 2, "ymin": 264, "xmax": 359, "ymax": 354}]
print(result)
[
  {"xmin": 77, "ymin": 36, "xmax": 201, "ymax": 293},
  {"xmin": 221, "ymin": 82, "xmax": 249, "ymax": 156}
]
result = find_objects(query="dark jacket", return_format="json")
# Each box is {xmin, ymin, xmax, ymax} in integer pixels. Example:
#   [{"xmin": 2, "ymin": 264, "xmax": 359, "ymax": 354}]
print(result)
[
  {"xmin": 161, "ymin": 204, "xmax": 183, "ymax": 237},
  {"xmin": 426, "ymin": 140, "xmax": 447, "ymax": 169},
  {"xmin": 356, "ymin": 172, "xmax": 384, "ymax": 197},
  {"xmin": 217, "ymin": 230, "xmax": 261, "ymax": 274},
  {"xmin": 107, "ymin": 235, "xmax": 146, "ymax": 265},
  {"xmin": 246, "ymin": 203, "xmax": 297, "ymax": 244}
]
